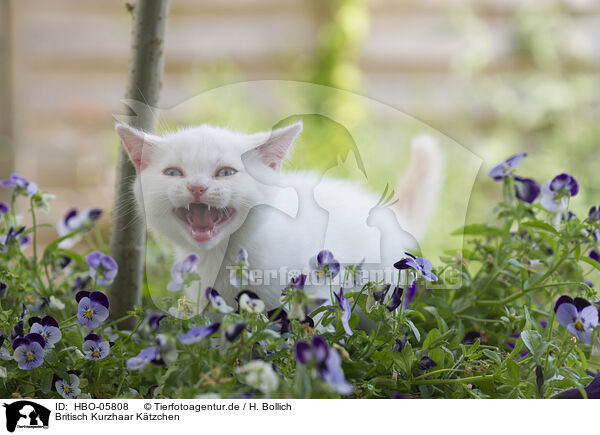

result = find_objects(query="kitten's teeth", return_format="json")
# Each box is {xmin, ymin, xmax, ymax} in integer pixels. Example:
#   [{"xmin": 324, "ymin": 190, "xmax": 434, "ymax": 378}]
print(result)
[
  {"xmin": 186, "ymin": 204, "xmax": 190, "ymax": 211},
  {"xmin": 208, "ymin": 205, "xmax": 211, "ymax": 212}
]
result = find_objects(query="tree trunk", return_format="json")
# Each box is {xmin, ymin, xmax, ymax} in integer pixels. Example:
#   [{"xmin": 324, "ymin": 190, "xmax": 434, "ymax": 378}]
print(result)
[
  {"xmin": 0, "ymin": 0, "xmax": 14, "ymax": 200},
  {"xmin": 108, "ymin": 0, "xmax": 170, "ymax": 329}
]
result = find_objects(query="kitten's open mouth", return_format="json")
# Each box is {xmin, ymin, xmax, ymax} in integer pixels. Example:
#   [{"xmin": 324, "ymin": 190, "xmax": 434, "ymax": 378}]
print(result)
[{"xmin": 173, "ymin": 203, "xmax": 236, "ymax": 242}]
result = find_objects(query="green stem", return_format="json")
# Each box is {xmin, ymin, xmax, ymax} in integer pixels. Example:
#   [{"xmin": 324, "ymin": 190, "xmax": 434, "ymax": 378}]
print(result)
[
  {"xmin": 410, "ymin": 374, "xmax": 494, "ymax": 385},
  {"xmin": 477, "ymin": 281, "xmax": 585, "ymax": 306},
  {"xmin": 556, "ymin": 337, "xmax": 577, "ymax": 368},
  {"xmin": 30, "ymin": 198, "xmax": 38, "ymax": 267},
  {"xmin": 413, "ymin": 368, "xmax": 465, "ymax": 380}
]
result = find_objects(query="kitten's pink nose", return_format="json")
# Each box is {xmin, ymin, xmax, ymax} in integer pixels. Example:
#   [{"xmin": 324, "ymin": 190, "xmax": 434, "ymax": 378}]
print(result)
[{"xmin": 187, "ymin": 183, "xmax": 208, "ymax": 200}]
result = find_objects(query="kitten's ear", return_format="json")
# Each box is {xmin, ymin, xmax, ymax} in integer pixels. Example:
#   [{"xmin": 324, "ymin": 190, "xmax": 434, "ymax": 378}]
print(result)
[
  {"xmin": 250, "ymin": 122, "xmax": 302, "ymax": 170},
  {"xmin": 115, "ymin": 123, "xmax": 160, "ymax": 171}
]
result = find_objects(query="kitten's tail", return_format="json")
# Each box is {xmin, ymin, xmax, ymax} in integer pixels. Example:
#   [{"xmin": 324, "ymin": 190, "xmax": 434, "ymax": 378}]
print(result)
[{"xmin": 393, "ymin": 134, "xmax": 444, "ymax": 241}]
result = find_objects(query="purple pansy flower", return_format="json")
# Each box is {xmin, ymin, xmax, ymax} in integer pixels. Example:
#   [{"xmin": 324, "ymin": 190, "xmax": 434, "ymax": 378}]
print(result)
[
  {"xmin": 178, "ymin": 323, "xmax": 221, "ymax": 345},
  {"xmin": 166, "ymin": 253, "xmax": 198, "ymax": 292},
  {"xmin": 147, "ymin": 313, "xmax": 166, "ymax": 332},
  {"xmin": 0, "ymin": 282, "xmax": 6, "ymax": 298},
  {"xmin": 334, "ymin": 287, "xmax": 353, "ymax": 336},
  {"xmin": 57, "ymin": 208, "xmax": 103, "ymax": 248},
  {"xmin": 71, "ymin": 275, "xmax": 91, "ymax": 293},
  {"xmin": 57, "ymin": 256, "xmax": 72, "ymax": 270},
  {"xmin": 394, "ymin": 252, "xmax": 438, "ymax": 282},
  {"xmin": 366, "ymin": 283, "xmax": 390, "ymax": 312},
  {"xmin": 12, "ymin": 333, "xmax": 45, "ymax": 370},
  {"xmin": 589, "ymin": 206, "xmax": 600, "ymax": 223},
  {"xmin": 237, "ymin": 290, "xmax": 265, "ymax": 313},
  {"xmin": 76, "ymin": 291, "xmax": 109, "ymax": 329},
  {"xmin": 0, "ymin": 226, "xmax": 29, "ymax": 253},
  {"xmin": 289, "ymin": 273, "xmax": 307, "ymax": 290},
  {"xmin": 82, "ymin": 333, "xmax": 110, "ymax": 360},
  {"xmin": 0, "ymin": 201, "xmax": 9, "ymax": 215},
  {"xmin": 206, "ymin": 287, "xmax": 234, "ymax": 313},
  {"xmin": 555, "ymin": 371, "xmax": 600, "ymax": 399},
  {"xmin": 29, "ymin": 316, "xmax": 62, "ymax": 349},
  {"xmin": 267, "ymin": 308, "xmax": 291, "ymax": 334},
  {"xmin": 561, "ymin": 211, "xmax": 577, "ymax": 222},
  {"xmin": 309, "ymin": 250, "xmax": 340, "ymax": 282},
  {"xmin": 541, "ymin": 173, "xmax": 579, "ymax": 212},
  {"xmin": 231, "ymin": 248, "xmax": 254, "ymax": 288},
  {"xmin": 1, "ymin": 173, "xmax": 38, "ymax": 196},
  {"xmin": 554, "ymin": 295, "xmax": 598, "ymax": 343},
  {"xmin": 236, "ymin": 248, "xmax": 249, "ymax": 267},
  {"xmin": 55, "ymin": 373, "xmax": 81, "ymax": 399},
  {"xmin": 514, "ymin": 176, "xmax": 541, "ymax": 203},
  {"xmin": 387, "ymin": 286, "xmax": 403, "ymax": 311},
  {"xmin": 126, "ymin": 347, "xmax": 160, "ymax": 370},
  {"xmin": 419, "ymin": 356, "xmax": 437, "ymax": 371},
  {"xmin": 463, "ymin": 331, "xmax": 481, "ymax": 344},
  {"xmin": 10, "ymin": 320, "xmax": 24, "ymax": 340},
  {"xmin": 0, "ymin": 332, "xmax": 10, "ymax": 360},
  {"xmin": 487, "ymin": 154, "xmax": 540, "ymax": 203},
  {"xmin": 295, "ymin": 336, "xmax": 353, "ymax": 395},
  {"xmin": 393, "ymin": 335, "xmax": 408, "ymax": 352},
  {"xmin": 386, "ymin": 282, "xmax": 417, "ymax": 312},
  {"xmin": 225, "ymin": 323, "xmax": 246, "ymax": 342},
  {"xmin": 589, "ymin": 229, "xmax": 600, "ymax": 263},
  {"xmin": 488, "ymin": 153, "xmax": 526, "ymax": 180},
  {"xmin": 86, "ymin": 251, "xmax": 118, "ymax": 286}
]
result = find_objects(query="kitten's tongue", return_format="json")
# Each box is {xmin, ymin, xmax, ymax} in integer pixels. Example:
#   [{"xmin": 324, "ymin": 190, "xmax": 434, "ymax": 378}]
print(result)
[{"xmin": 190, "ymin": 203, "xmax": 216, "ymax": 235}]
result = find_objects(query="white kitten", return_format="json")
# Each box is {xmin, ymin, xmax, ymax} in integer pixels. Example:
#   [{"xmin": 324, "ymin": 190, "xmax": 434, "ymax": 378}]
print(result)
[{"xmin": 116, "ymin": 122, "xmax": 443, "ymax": 311}]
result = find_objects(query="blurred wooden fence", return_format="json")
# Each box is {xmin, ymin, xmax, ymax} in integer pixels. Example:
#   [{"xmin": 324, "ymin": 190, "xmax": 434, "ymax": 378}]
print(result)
[{"xmin": 4, "ymin": 0, "xmax": 600, "ymax": 231}]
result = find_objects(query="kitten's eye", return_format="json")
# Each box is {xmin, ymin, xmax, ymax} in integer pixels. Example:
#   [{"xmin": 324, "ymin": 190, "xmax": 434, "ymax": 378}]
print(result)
[
  {"xmin": 215, "ymin": 167, "xmax": 237, "ymax": 177},
  {"xmin": 163, "ymin": 167, "xmax": 184, "ymax": 177}
]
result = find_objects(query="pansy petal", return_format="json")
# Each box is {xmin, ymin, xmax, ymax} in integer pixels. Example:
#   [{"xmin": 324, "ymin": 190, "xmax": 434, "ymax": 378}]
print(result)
[
  {"xmin": 581, "ymin": 305, "xmax": 599, "ymax": 328},
  {"xmin": 90, "ymin": 291, "xmax": 110, "ymax": 309},
  {"xmin": 573, "ymin": 297, "xmax": 591, "ymax": 312},
  {"xmin": 556, "ymin": 303, "xmax": 578, "ymax": 328},
  {"xmin": 554, "ymin": 295, "xmax": 574, "ymax": 312},
  {"xmin": 41, "ymin": 316, "xmax": 59, "ymax": 328},
  {"xmin": 514, "ymin": 176, "xmax": 541, "ymax": 203},
  {"xmin": 312, "ymin": 336, "xmax": 329, "ymax": 363},
  {"xmin": 30, "ymin": 323, "xmax": 44, "ymax": 335},
  {"xmin": 84, "ymin": 333, "xmax": 101, "ymax": 343},
  {"xmin": 294, "ymin": 340, "xmax": 312, "ymax": 364},
  {"xmin": 25, "ymin": 333, "xmax": 46, "ymax": 348},
  {"xmin": 575, "ymin": 327, "xmax": 593, "ymax": 344},
  {"xmin": 75, "ymin": 290, "xmax": 91, "ymax": 303}
]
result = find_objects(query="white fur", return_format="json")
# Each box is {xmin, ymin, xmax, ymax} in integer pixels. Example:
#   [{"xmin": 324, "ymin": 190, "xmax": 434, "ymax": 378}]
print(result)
[{"xmin": 116, "ymin": 122, "xmax": 443, "ymax": 311}]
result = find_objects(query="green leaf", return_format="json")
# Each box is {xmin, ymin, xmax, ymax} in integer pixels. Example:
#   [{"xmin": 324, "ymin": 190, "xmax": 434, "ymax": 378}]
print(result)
[
  {"xmin": 581, "ymin": 256, "xmax": 600, "ymax": 272},
  {"xmin": 451, "ymin": 224, "xmax": 504, "ymax": 237},
  {"xmin": 41, "ymin": 373, "xmax": 53, "ymax": 393},
  {"xmin": 394, "ymin": 342, "xmax": 415, "ymax": 375},
  {"xmin": 521, "ymin": 330, "xmax": 548, "ymax": 359},
  {"xmin": 508, "ymin": 259, "xmax": 526, "ymax": 270},
  {"xmin": 520, "ymin": 221, "xmax": 558, "ymax": 235},
  {"xmin": 466, "ymin": 338, "xmax": 480, "ymax": 357},
  {"xmin": 422, "ymin": 328, "xmax": 441, "ymax": 350},
  {"xmin": 482, "ymin": 349, "xmax": 501, "ymax": 365},
  {"xmin": 506, "ymin": 358, "xmax": 520, "ymax": 383},
  {"xmin": 429, "ymin": 348, "xmax": 445, "ymax": 368},
  {"xmin": 44, "ymin": 349, "xmax": 58, "ymax": 364},
  {"xmin": 404, "ymin": 319, "xmax": 421, "ymax": 342}
]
